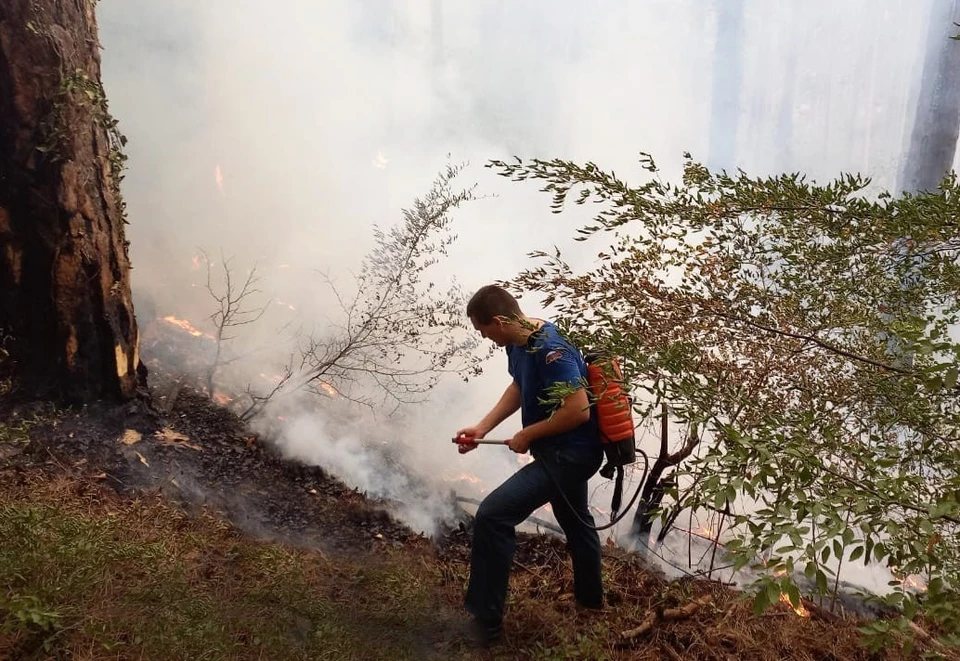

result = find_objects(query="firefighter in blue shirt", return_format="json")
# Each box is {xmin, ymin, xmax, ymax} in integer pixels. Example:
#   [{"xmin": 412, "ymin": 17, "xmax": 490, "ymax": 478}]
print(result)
[{"xmin": 455, "ymin": 284, "xmax": 604, "ymax": 644}]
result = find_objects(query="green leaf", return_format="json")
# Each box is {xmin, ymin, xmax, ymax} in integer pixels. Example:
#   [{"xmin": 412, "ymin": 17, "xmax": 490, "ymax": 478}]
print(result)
[
  {"xmin": 944, "ymin": 366, "xmax": 959, "ymax": 390},
  {"xmin": 766, "ymin": 581, "xmax": 782, "ymax": 605},
  {"xmin": 753, "ymin": 590, "xmax": 771, "ymax": 617},
  {"xmin": 783, "ymin": 582, "xmax": 801, "ymax": 609}
]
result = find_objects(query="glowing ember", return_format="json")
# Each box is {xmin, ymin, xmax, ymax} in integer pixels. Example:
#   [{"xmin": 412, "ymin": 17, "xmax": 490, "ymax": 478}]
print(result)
[
  {"xmin": 162, "ymin": 315, "xmax": 214, "ymax": 339},
  {"xmin": 259, "ymin": 372, "xmax": 286, "ymax": 384},
  {"xmin": 779, "ymin": 593, "xmax": 811, "ymax": 617},
  {"xmin": 450, "ymin": 473, "xmax": 483, "ymax": 485},
  {"xmin": 318, "ymin": 382, "xmax": 338, "ymax": 397},
  {"xmin": 890, "ymin": 567, "xmax": 929, "ymax": 592},
  {"xmin": 212, "ymin": 392, "xmax": 233, "ymax": 405},
  {"xmin": 214, "ymin": 164, "xmax": 225, "ymax": 194}
]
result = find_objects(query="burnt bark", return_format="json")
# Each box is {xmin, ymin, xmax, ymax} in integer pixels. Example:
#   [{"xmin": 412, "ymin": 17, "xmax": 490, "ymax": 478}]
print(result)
[{"xmin": 0, "ymin": 0, "xmax": 140, "ymax": 402}]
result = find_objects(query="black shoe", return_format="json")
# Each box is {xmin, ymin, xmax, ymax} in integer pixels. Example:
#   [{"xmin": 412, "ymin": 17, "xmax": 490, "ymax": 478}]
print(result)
[{"xmin": 464, "ymin": 617, "xmax": 503, "ymax": 646}]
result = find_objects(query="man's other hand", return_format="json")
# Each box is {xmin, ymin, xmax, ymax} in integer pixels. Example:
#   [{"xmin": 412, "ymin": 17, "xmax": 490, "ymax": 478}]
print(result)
[
  {"xmin": 508, "ymin": 428, "xmax": 533, "ymax": 454},
  {"xmin": 455, "ymin": 427, "xmax": 484, "ymax": 454}
]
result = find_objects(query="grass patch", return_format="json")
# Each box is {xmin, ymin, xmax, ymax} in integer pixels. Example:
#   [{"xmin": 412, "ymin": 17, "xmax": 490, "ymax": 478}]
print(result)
[{"xmin": 0, "ymin": 476, "xmax": 456, "ymax": 660}]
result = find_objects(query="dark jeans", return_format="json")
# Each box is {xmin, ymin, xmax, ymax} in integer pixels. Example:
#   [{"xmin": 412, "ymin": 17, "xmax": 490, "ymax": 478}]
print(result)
[{"xmin": 465, "ymin": 444, "xmax": 604, "ymax": 624}]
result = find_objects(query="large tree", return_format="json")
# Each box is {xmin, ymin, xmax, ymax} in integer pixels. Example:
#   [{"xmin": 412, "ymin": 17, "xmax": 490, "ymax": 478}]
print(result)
[
  {"xmin": 899, "ymin": 0, "xmax": 960, "ymax": 194},
  {"xmin": 707, "ymin": 0, "xmax": 745, "ymax": 172},
  {"xmin": 0, "ymin": 0, "xmax": 140, "ymax": 402}
]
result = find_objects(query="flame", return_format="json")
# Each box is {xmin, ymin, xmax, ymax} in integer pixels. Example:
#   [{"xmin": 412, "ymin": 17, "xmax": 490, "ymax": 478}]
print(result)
[
  {"xmin": 276, "ymin": 299, "xmax": 297, "ymax": 311},
  {"xmin": 318, "ymin": 381, "xmax": 337, "ymax": 397},
  {"xmin": 778, "ymin": 593, "xmax": 811, "ymax": 617},
  {"xmin": 890, "ymin": 567, "xmax": 929, "ymax": 592},
  {"xmin": 162, "ymin": 315, "xmax": 214, "ymax": 339},
  {"xmin": 680, "ymin": 525, "xmax": 721, "ymax": 543},
  {"xmin": 212, "ymin": 391, "xmax": 233, "ymax": 405},
  {"xmin": 449, "ymin": 473, "xmax": 483, "ymax": 485},
  {"xmin": 259, "ymin": 372, "xmax": 287, "ymax": 384},
  {"xmin": 903, "ymin": 576, "xmax": 927, "ymax": 592},
  {"xmin": 214, "ymin": 164, "xmax": 225, "ymax": 194}
]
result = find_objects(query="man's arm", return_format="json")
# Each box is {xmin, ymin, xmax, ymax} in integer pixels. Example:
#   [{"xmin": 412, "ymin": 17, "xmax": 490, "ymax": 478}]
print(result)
[
  {"xmin": 475, "ymin": 381, "xmax": 522, "ymax": 436},
  {"xmin": 455, "ymin": 382, "xmax": 522, "ymax": 453},
  {"xmin": 509, "ymin": 388, "xmax": 590, "ymax": 453}
]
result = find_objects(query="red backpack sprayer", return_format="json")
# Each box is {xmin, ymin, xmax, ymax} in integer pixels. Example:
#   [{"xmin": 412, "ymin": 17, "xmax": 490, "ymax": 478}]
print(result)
[{"xmin": 452, "ymin": 354, "xmax": 650, "ymax": 531}]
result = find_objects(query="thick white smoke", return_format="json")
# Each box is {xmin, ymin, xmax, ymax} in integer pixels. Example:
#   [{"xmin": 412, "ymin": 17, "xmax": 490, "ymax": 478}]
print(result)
[{"xmin": 97, "ymin": 0, "xmax": 947, "ymax": 595}]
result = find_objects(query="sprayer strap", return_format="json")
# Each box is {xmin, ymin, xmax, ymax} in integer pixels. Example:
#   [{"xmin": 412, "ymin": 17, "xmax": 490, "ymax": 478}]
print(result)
[{"xmin": 611, "ymin": 465, "xmax": 625, "ymax": 516}]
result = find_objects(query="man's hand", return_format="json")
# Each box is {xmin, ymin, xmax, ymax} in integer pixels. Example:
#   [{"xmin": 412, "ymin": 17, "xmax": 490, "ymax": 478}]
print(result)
[
  {"xmin": 508, "ymin": 428, "xmax": 534, "ymax": 454},
  {"xmin": 455, "ymin": 426, "xmax": 486, "ymax": 454}
]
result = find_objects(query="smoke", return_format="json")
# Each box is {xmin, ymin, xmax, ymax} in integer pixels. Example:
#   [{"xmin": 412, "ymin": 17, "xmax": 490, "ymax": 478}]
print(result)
[{"xmin": 98, "ymin": 0, "xmax": 945, "ymax": 590}]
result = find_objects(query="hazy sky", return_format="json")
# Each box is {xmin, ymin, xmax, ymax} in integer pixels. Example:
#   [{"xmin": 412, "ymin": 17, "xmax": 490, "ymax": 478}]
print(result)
[{"xmin": 97, "ymin": 0, "xmax": 949, "ymax": 557}]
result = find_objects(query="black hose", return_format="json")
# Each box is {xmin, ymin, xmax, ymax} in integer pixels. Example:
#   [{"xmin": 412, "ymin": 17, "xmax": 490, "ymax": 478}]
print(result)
[
  {"xmin": 453, "ymin": 496, "xmax": 564, "ymax": 535},
  {"xmin": 540, "ymin": 447, "xmax": 650, "ymax": 532}
]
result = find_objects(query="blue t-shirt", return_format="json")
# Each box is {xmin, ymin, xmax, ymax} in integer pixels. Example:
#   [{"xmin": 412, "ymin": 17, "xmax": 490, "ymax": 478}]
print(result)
[{"xmin": 506, "ymin": 321, "xmax": 599, "ymax": 455}]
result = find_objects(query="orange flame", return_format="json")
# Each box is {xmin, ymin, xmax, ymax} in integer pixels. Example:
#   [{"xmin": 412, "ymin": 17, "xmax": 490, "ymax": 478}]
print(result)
[
  {"xmin": 889, "ymin": 566, "xmax": 928, "ymax": 592},
  {"xmin": 214, "ymin": 164, "xmax": 225, "ymax": 194},
  {"xmin": 212, "ymin": 392, "xmax": 233, "ymax": 405},
  {"xmin": 162, "ymin": 315, "xmax": 214, "ymax": 339},
  {"xmin": 779, "ymin": 593, "xmax": 811, "ymax": 617},
  {"xmin": 448, "ymin": 473, "xmax": 483, "ymax": 485},
  {"xmin": 318, "ymin": 382, "xmax": 337, "ymax": 397}
]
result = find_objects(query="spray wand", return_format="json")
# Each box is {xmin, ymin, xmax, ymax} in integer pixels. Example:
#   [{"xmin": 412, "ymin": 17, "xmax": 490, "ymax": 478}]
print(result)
[
  {"xmin": 450, "ymin": 434, "xmax": 650, "ymax": 531},
  {"xmin": 450, "ymin": 437, "xmax": 509, "ymax": 446}
]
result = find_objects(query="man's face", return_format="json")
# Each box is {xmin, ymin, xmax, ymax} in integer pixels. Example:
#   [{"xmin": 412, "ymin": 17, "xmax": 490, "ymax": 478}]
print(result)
[{"xmin": 471, "ymin": 315, "xmax": 510, "ymax": 347}]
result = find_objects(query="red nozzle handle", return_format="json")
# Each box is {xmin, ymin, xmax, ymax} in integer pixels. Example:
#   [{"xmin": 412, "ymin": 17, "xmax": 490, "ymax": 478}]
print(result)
[{"xmin": 451, "ymin": 437, "xmax": 509, "ymax": 445}]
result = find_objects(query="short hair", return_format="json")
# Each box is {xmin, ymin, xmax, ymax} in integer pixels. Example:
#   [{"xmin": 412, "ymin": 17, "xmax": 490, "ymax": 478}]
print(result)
[{"xmin": 466, "ymin": 285, "xmax": 523, "ymax": 325}]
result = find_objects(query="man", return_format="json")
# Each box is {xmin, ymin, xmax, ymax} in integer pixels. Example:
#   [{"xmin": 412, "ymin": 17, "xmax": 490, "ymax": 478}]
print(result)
[{"xmin": 455, "ymin": 284, "xmax": 604, "ymax": 644}]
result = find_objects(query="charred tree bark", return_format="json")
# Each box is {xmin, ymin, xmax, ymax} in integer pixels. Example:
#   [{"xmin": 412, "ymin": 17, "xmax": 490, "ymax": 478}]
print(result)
[
  {"xmin": 0, "ymin": 0, "xmax": 141, "ymax": 402},
  {"xmin": 900, "ymin": 0, "xmax": 960, "ymax": 193}
]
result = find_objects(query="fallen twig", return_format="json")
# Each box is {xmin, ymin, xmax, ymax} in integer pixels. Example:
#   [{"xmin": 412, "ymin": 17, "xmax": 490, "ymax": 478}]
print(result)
[
  {"xmin": 621, "ymin": 595, "xmax": 712, "ymax": 641},
  {"xmin": 908, "ymin": 621, "xmax": 955, "ymax": 658},
  {"xmin": 662, "ymin": 641, "xmax": 684, "ymax": 661}
]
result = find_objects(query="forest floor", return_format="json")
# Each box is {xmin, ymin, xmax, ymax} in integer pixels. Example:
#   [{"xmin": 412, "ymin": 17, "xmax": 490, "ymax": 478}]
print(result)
[{"xmin": 0, "ymin": 360, "xmax": 952, "ymax": 660}]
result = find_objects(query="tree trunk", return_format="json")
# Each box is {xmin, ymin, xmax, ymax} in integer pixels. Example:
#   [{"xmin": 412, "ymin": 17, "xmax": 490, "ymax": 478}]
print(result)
[
  {"xmin": 900, "ymin": 0, "xmax": 960, "ymax": 193},
  {"xmin": 0, "ymin": 0, "xmax": 141, "ymax": 402},
  {"xmin": 707, "ymin": 0, "xmax": 745, "ymax": 172}
]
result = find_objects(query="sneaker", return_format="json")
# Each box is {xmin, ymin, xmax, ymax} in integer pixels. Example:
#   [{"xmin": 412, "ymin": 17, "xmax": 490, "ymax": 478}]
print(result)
[
  {"xmin": 464, "ymin": 617, "xmax": 503, "ymax": 646},
  {"xmin": 576, "ymin": 598, "xmax": 604, "ymax": 611}
]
